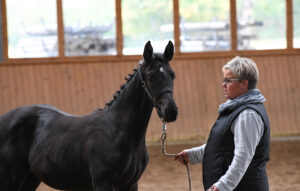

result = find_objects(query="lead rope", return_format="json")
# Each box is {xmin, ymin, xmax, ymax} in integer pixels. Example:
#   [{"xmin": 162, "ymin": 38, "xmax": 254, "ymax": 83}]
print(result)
[{"xmin": 161, "ymin": 121, "xmax": 192, "ymax": 191}]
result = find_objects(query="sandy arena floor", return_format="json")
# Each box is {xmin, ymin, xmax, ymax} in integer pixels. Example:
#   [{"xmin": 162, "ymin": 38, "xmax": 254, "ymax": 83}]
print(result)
[{"xmin": 37, "ymin": 140, "xmax": 300, "ymax": 191}]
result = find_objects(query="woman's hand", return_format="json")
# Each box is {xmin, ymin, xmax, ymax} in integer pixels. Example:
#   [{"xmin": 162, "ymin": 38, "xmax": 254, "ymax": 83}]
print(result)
[
  {"xmin": 174, "ymin": 150, "xmax": 190, "ymax": 165},
  {"xmin": 207, "ymin": 185, "xmax": 219, "ymax": 191}
]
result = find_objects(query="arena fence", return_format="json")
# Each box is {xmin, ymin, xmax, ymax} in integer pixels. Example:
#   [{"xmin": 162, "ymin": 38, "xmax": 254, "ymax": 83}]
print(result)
[{"xmin": 1, "ymin": 54, "xmax": 300, "ymax": 143}]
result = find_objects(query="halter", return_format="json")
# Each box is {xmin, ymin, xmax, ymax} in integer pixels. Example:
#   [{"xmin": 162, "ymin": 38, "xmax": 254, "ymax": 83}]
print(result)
[{"xmin": 137, "ymin": 64, "xmax": 173, "ymax": 117}]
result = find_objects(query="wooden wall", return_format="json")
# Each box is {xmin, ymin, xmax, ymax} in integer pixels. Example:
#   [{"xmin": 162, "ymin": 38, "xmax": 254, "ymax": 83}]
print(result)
[{"xmin": 1, "ymin": 55, "xmax": 300, "ymax": 142}]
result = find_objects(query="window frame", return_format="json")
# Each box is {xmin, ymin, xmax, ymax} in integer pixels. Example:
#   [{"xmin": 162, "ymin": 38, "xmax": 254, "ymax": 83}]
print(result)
[{"xmin": 0, "ymin": 0, "xmax": 299, "ymax": 64}]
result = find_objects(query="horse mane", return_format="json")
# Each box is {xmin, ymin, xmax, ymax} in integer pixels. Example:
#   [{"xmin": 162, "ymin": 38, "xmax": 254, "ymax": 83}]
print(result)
[
  {"xmin": 98, "ymin": 53, "xmax": 167, "ymax": 111},
  {"xmin": 98, "ymin": 63, "xmax": 142, "ymax": 111}
]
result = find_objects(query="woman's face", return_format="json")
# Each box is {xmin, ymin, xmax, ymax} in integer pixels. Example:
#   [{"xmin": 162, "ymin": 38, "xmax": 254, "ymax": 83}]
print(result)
[{"xmin": 222, "ymin": 69, "xmax": 248, "ymax": 100}]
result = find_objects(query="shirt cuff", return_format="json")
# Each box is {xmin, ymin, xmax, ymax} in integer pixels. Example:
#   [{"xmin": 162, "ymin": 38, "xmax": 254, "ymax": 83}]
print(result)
[
  {"xmin": 186, "ymin": 144, "xmax": 206, "ymax": 164},
  {"xmin": 214, "ymin": 181, "xmax": 227, "ymax": 191}
]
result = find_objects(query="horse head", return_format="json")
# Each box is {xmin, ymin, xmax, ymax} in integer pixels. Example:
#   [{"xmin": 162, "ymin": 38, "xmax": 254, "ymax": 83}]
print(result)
[{"xmin": 140, "ymin": 40, "xmax": 178, "ymax": 122}]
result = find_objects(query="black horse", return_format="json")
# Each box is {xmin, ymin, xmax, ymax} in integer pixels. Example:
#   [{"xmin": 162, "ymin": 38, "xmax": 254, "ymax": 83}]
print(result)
[{"xmin": 0, "ymin": 41, "xmax": 178, "ymax": 191}]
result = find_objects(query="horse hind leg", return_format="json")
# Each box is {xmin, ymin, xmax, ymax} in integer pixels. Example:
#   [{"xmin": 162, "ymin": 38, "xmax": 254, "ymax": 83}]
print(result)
[
  {"xmin": 0, "ymin": 157, "xmax": 40, "ymax": 191},
  {"xmin": 0, "ymin": 160, "xmax": 28, "ymax": 191},
  {"xmin": 0, "ymin": 166, "xmax": 14, "ymax": 191},
  {"xmin": 0, "ymin": 142, "xmax": 37, "ymax": 190},
  {"xmin": 19, "ymin": 171, "xmax": 41, "ymax": 191},
  {"xmin": 0, "ymin": 171, "xmax": 40, "ymax": 191}
]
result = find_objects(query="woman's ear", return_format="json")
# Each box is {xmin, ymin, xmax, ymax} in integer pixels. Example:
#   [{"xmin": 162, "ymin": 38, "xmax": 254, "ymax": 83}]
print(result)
[{"xmin": 241, "ymin": 80, "xmax": 249, "ymax": 91}]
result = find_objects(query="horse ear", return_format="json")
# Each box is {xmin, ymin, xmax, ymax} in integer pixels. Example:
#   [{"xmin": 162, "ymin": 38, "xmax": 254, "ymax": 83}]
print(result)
[
  {"xmin": 163, "ymin": 41, "xmax": 174, "ymax": 62},
  {"xmin": 143, "ymin": 41, "xmax": 153, "ymax": 63}
]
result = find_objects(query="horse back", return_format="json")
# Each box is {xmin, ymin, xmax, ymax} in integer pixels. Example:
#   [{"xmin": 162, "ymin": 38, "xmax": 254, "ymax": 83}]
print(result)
[{"xmin": 0, "ymin": 104, "xmax": 75, "ymax": 158}]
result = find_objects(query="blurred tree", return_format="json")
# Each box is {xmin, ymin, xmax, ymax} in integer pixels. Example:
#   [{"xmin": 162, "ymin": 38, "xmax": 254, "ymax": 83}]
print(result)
[
  {"xmin": 179, "ymin": 0, "xmax": 229, "ymax": 22},
  {"xmin": 252, "ymin": 0, "xmax": 286, "ymax": 39},
  {"xmin": 122, "ymin": 0, "xmax": 173, "ymax": 47}
]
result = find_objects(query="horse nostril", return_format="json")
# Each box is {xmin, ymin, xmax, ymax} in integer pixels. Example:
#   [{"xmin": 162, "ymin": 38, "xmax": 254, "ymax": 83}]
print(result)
[{"xmin": 162, "ymin": 104, "xmax": 178, "ymax": 122}]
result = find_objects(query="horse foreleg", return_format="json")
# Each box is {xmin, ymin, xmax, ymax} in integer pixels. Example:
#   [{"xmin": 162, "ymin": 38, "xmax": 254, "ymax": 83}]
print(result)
[
  {"xmin": 92, "ymin": 181, "xmax": 118, "ymax": 191},
  {"xmin": 120, "ymin": 182, "xmax": 138, "ymax": 191},
  {"xmin": 131, "ymin": 183, "xmax": 138, "ymax": 191},
  {"xmin": 91, "ymin": 172, "xmax": 117, "ymax": 191}
]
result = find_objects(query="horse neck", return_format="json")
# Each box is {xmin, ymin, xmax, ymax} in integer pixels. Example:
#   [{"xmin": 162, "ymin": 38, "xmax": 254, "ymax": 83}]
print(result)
[{"xmin": 109, "ymin": 73, "xmax": 154, "ymax": 140}]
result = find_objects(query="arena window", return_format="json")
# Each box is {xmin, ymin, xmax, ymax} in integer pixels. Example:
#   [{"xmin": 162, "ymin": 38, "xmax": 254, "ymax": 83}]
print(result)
[
  {"xmin": 294, "ymin": 0, "xmax": 300, "ymax": 48},
  {"xmin": 0, "ymin": 2, "xmax": 3, "ymax": 62},
  {"xmin": 178, "ymin": 0, "xmax": 230, "ymax": 52},
  {"xmin": 0, "ymin": 0, "xmax": 299, "ymax": 62},
  {"xmin": 5, "ymin": 0, "xmax": 58, "ymax": 58},
  {"xmin": 122, "ymin": 0, "xmax": 173, "ymax": 55},
  {"xmin": 63, "ymin": 0, "xmax": 116, "ymax": 56},
  {"xmin": 237, "ymin": 0, "xmax": 286, "ymax": 50}
]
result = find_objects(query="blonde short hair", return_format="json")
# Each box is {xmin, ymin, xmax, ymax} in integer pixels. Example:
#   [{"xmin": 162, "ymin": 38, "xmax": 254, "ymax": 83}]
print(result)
[{"xmin": 223, "ymin": 56, "xmax": 259, "ymax": 89}]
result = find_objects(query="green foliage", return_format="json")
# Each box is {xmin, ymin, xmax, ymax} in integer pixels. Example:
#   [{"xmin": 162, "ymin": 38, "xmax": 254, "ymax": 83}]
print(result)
[
  {"xmin": 252, "ymin": 0, "xmax": 286, "ymax": 39},
  {"xmin": 179, "ymin": 0, "xmax": 229, "ymax": 22},
  {"xmin": 122, "ymin": 0, "xmax": 173, "ymax": 47},
  {"xmin": 63, "ymin": 0, "xmax": 115, "ymax": 26}
]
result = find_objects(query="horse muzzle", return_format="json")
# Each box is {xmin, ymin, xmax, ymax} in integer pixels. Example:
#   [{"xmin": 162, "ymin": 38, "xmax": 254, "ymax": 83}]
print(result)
[{"xmin": 157, "ymin": 94, "xmax": 178, "ymax": 122}]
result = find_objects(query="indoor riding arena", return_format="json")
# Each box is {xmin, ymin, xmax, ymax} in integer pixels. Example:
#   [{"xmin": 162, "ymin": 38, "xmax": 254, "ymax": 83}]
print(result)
[{"xmin": 1, "ymin": 0, "xmax": 300, "ymax": 191}]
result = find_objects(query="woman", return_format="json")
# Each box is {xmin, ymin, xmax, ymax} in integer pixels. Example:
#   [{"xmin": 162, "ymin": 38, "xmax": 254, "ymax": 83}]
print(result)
[{"xmin": 175, "ymin": 56, "xmax": 270, "ymax": 191}]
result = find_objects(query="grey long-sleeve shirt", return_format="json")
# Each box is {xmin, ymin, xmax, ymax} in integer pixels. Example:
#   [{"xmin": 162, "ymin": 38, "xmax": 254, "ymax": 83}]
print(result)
[{"xmin": 187, "ymin": 109, "xmax": 264, "ymax": 191}]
